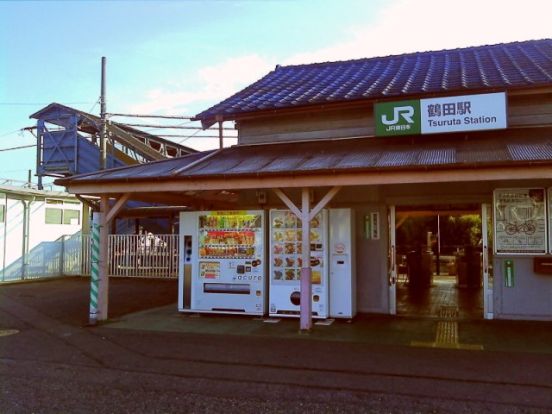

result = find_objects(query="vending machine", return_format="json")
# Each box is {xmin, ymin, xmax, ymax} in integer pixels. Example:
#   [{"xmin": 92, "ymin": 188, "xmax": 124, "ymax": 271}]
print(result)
[
  {"xmin": 178, "ymin": 210, "xmax": 265, "ymax": 315},
  {"xmin": 329, "ymin": 208, "xmax": 356, "ymax": 319},
  {"xmin": 268, "ymin": 209, "xmax": 329, "ymax": 318}
]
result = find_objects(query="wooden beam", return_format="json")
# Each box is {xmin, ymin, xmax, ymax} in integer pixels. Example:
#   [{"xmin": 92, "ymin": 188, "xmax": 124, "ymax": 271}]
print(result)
[
  {"xmin": 273, "ymin": 189, "xmax": 302, "ymax": 218},
  {"xmin": 105, "ymin": 193, "xmax": 130, "ymax": 224},
  {"xmin": 63, "ymin": 164, "xmax": 552, "ymax": 195},
  {"xmin": 395, "ymin": 215, "xmax": 409, "ymax": 230},
  {"xmin": 309, "ymin": 186, "xmax": 341, "ymax": 220}
]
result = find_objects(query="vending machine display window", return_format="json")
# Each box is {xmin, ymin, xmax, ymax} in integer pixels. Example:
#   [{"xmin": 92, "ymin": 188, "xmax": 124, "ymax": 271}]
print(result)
[
  {"xmin": 269, "ymin": 209, "xmax": 328, "ymax": 318},
  {"xmin": 271, "ymin": 210, "xmax": 324, "ymax": 284}
]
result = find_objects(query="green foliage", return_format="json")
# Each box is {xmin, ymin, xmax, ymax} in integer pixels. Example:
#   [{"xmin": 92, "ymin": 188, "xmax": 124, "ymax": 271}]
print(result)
[{"xmin": 397, "ymin": 214, "xmax": 482, "ymax": 254}]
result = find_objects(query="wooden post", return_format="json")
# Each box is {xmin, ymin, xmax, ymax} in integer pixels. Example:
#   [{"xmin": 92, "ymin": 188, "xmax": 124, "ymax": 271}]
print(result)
[
  {"xmin": 98, "ymin": 195, "xmax": 110, "ymax": 320},
  {"xmin": 300, "ymin": 188, "xmax": 312, "ymax": 331}
]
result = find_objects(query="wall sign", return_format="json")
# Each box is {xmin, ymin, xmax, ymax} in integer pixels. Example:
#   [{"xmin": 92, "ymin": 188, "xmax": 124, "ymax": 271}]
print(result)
[
  {"xmin": 493, "ymin": 188, "xmax": 547, "ymax": 255},
  {"xmin": 375, "ymin": 92, "xmax": 507, "ymax": 136},
  {"xmin": 364, "ymin": 212, "xmax": 380, "ymax": 240}
]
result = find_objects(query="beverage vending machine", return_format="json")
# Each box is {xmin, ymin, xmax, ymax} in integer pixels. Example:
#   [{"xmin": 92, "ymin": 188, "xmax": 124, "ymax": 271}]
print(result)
[
  {"xmin": 268, "ymin": 209, "xmax": 328, "ymax": 318},
  {"xmin": 328, "ymin": 208, "xmax": 356, "ymax": 319},
  {"xmin": 178, "ymin": 210, "xmax": 265, "ymax": 315}
]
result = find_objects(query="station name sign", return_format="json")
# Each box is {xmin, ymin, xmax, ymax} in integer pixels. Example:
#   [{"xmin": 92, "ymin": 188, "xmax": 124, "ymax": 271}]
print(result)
[{"xmin": 375, "ymin": 92, "xmax": 507, "ymax": 136}]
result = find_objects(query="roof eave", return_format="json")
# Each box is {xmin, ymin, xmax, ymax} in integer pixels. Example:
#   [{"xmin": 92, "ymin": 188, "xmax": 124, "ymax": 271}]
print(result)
[
  {"xmin": 57, "ymin": 158, "xmax": 552, "ymax": 190},
  {"xmin": 194, "ymin": 84, "xmax": 552, "ymax": 125}
]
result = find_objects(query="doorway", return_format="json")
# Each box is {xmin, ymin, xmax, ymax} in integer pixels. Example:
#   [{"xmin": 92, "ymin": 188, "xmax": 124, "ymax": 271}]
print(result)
[{"xmin": 390, "ymin": 204, "xmax": 491, "ymax": 320}]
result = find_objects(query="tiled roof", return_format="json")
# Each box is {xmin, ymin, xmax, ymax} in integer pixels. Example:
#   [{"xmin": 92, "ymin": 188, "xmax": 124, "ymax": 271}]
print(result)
[
  {"xmin": 56, "ymin": 129, "xmax": 552, "ymax": 186},
  {"xmin": 195, "ymin": 39, "xmax": 552, "ymax": 126}
]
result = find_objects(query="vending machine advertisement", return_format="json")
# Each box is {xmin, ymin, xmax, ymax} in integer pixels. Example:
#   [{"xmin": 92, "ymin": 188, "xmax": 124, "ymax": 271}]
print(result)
[
  {"xmin": 179, "ymin": 210, "xmax": 265, "ymax": 315},
  {"xmin": 268, "ymin": 209, "xmax": 328, "ymax": 318}
]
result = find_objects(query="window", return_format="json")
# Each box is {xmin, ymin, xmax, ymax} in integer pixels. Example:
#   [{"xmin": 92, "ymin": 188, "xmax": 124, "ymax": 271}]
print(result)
[
  {"xmin": 45, "ymin": 207, "xmax": 63, "ymax": 224},
  {"xmin": 45, "ymin": 199, "xmax": 80, "ymax": 225},
  {"xmin": 0, "ymin": 205, "xmax": 5, "ymax": 223},
  {"xmin": 63, "ymin": 209, "xmax": 80, "ymax": 225}
]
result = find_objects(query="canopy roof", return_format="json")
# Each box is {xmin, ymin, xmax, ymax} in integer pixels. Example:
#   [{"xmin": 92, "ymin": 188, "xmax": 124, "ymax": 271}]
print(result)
[{"xmin": 57, "ymin": 128, "xmax": 552, "ymax": 192}]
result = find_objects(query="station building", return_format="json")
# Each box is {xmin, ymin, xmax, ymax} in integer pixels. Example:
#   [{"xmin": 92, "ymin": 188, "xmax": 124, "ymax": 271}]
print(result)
[{"xmin": 57, "ymin": 39, "xmax": 552, "ymax": 324}]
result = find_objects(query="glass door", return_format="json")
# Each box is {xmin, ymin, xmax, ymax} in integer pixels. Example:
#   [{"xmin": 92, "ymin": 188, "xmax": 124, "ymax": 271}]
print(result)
[
  {"xmin": 482, "ymin": 203, "xmax": 494, "ymax": 319},
  {"xmin": 388, "ymin": 205, "xmax": 397, "ymax": 315}
]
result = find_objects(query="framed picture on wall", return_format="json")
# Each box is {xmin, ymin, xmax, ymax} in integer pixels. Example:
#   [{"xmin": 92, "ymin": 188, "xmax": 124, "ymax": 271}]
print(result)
[{"xmin": 493, "ymin": 188, "xmax": 547, "ymax": 255}]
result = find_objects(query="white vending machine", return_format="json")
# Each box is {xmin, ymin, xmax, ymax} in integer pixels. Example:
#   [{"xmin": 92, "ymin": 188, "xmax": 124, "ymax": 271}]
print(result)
[
  {"xmin": 268, "ymin": 209, "xmax": 329, "ymax": 318},
  {"xmin": 329, "ymin": 208, "xmax": 356, "ymax": 319},
  {"xmin": 178, "ymin": 210, "xmax": 265, "ymax": 315}
]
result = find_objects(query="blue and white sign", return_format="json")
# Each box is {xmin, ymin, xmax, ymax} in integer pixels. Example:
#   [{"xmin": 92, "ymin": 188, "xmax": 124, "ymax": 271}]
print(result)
[{"xmin": 420, "ymin": 92, "xmax": 507, "ymax": 134}]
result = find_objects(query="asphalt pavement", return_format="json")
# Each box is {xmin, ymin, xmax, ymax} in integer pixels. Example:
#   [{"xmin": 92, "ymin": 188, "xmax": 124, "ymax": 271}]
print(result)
[{"xmin": 0, "ymin": 277, "xmax": 551, "ymax": 413}]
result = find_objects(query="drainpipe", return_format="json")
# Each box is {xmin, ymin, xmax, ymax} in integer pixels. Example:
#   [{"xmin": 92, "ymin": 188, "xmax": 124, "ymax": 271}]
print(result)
[{"xmin": 21, "ymin": 200, "xmax": 29, "ymax": 280}]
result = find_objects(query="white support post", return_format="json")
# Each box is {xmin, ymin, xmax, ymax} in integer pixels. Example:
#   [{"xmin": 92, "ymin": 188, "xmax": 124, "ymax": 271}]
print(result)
[
  {"xmin": 300, "ymin": 188, "xmax": 312, "ymax": 331},
  {"xmin": 272, "ymin": 186, "xmax": 341, "ymax": 332}
]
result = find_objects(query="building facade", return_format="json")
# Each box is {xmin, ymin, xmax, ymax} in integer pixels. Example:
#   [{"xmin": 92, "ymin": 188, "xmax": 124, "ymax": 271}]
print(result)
[{"xmin": 58, "ymin": 39, "xmax": 552, "ymax": 322}]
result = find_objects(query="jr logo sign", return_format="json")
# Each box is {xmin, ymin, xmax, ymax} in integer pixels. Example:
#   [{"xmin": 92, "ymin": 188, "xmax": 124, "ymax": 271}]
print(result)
[
  {"xmin": 381, "ymin": 106, "xmax": 415, "ymax": 125},
  {"xmin": 375, "ymin": 100, "xmax": 421, "ymax": 136}
]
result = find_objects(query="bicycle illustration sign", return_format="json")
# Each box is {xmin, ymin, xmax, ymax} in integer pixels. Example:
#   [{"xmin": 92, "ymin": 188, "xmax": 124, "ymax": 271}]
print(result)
[{"xmin": 494, "ymin": 188, "xmax": 547, "ymax": 254}]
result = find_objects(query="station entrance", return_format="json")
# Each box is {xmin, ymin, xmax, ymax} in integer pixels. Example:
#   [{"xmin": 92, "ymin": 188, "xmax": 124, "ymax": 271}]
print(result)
[{"xmin": 389, "ymin": 204, "xmax": 493, "ymax": 320}]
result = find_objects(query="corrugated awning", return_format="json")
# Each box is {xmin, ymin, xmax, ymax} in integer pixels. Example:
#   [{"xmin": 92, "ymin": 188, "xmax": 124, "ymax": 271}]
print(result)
[{"xmin": 56, "ymin": 128, "xmax": 552, "ymax": 189}]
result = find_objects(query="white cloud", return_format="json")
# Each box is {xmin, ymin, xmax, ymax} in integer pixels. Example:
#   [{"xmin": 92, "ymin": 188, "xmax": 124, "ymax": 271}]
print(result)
[
  {"xmin": 284, "ymin": 0, "xmax": 552, "ymax": 64},
  {"xmin": 127, "ymin": 54, "xmax": 274, "ymax": 116},
  {"xmin": 126, "ymin": 0, "xmax": 551, "ymax": 123}
]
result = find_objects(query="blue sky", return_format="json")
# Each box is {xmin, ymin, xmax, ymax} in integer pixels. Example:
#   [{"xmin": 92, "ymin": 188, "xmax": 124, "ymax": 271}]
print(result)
[{"xmin": 0, "ymin": 0, "xmax": 550, "ymax": 184}]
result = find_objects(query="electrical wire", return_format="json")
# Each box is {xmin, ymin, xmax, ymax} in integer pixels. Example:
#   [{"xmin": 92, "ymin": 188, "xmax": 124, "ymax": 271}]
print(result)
[
  {"xmin": 88, "ymin": 98, "xmax": 101, "ymax": 114},
  {"xmin": 120, "ymin": 122, "xmax": 235, "ymax": 131},
  {"xmin": 158, "ymin": 134, "xmax": 237, "ymax": 139},
  {"xmin": 106, "ymin": 112, "xmax": 195, "ymax": 120},
  {"xmin": 0, "ymin": 102, "xmax": 94, "ymax": 106},
  {"xmin": 0, "ymin": 128, "xmax": 25, "ymax": 139},
  {"xmin": 176, "ymin": 128, "xmax": 203, "ymax": 143},
  {"xmin": 0, "ymin": 144, "xmax": 36, "ymax": 152}
]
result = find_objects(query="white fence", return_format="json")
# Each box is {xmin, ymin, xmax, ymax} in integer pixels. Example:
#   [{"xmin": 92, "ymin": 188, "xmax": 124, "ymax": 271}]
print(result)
[
  {"xmin": 108, "ymin": 234, "xmax": 178, "ymax": 278},
  {"xmin": 1, "ymin": 233, "xmax": 179, "ymax": 282}
]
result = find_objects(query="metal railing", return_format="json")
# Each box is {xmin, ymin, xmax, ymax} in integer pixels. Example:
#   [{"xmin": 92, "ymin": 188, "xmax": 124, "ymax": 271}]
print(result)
[
  {"xmin": 1, "ymin": 233, "xmax": 178, "ymax": 282},
  {"xmin": 108, "ymin": 234, "xmax": 178, "ymax": 278}
]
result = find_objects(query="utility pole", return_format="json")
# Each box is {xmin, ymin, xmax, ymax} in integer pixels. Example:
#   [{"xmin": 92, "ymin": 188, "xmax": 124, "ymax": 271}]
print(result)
[{"xmin": 99, "ymin": 57, "xmax": 107, "ymax": 170}]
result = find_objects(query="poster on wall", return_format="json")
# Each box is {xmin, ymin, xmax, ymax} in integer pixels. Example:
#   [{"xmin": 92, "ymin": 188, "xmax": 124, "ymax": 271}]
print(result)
[{"xmin": 493, "ymin": 188, "xmax": 547, "ymax": 255}]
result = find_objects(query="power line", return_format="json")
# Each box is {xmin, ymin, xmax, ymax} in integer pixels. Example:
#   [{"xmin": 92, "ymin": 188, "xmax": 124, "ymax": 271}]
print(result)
[
  {"xmin": 88, "ymin": 98, "xmax": 101, "ymax": 114},
  {"xmin": 0, "ymin": 102, "xmax": 94, "ymax": 106},
  {"xmin": 0, "ymin": 144, "xmax": 36, "ymax": 152},
  {"xmin": 107, "ymin": 112, "xmax": 195, "ymax": 120},
  {"xmin": 0, "ymin": 128, "xmax": 24, "ymax": 138},
  {"xmin": 158, "ymin": 134, "xmax": 238, "ymax": 139},
  {"xmin": 120, "ymin": 122, "xmax": 235, "ymax": 131}
]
